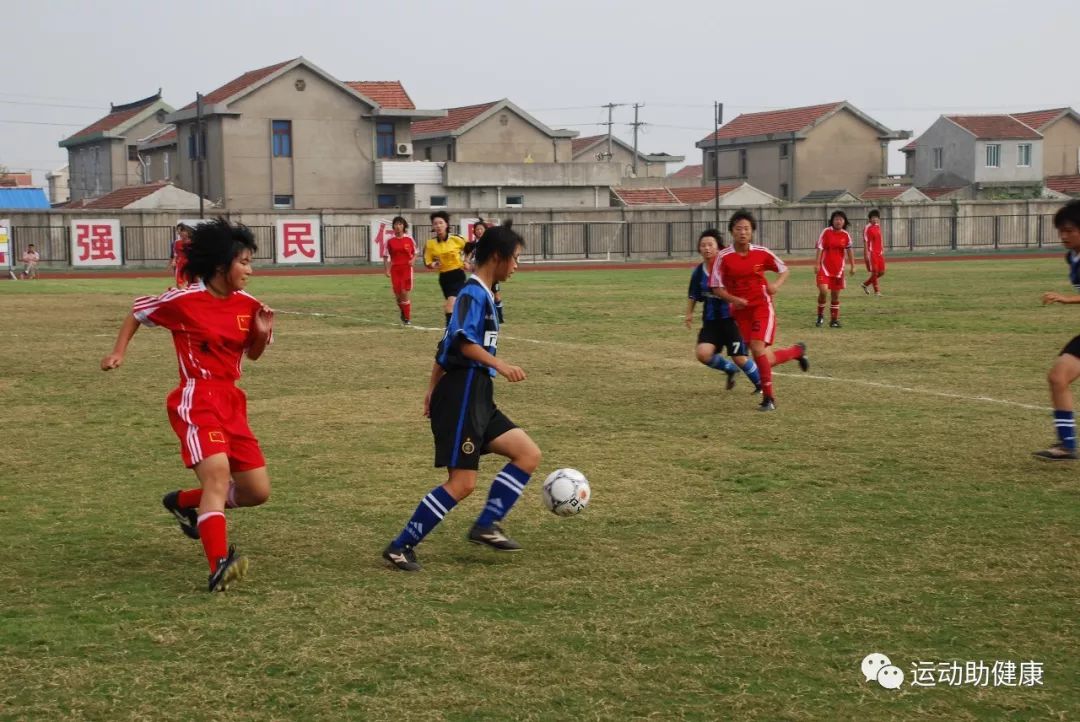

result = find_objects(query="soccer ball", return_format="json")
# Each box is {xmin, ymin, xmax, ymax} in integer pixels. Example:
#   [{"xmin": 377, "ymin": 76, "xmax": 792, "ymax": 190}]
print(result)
[{"xmin": 541, "ymin": 468, "xmax": 590, "ymax": 516}]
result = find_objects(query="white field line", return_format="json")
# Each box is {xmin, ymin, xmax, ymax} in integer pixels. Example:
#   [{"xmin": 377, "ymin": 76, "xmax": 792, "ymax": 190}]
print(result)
[{"xmin": 277, "ymin": 308, "xmax": 1050, "ymax": 413}]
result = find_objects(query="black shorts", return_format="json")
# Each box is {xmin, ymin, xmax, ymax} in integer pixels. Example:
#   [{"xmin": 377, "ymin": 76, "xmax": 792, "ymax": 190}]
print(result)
[
  {"xmin": 438, "ymin": 269, "xmax": 467, "ymax": 299},
  {"xmin": 430, "ymin": 368, "xmax": 517, "ymax": 470},
  {"xmin": 1061, "ymin": 335, "xmax": 1080, "ymax": 358},
  {"xmin": 696, "ymin": 318, "xmax": 747, "ymax": 357}
]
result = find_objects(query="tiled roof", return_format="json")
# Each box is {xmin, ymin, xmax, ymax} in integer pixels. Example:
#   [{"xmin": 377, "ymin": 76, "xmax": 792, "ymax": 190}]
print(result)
[
  {"xmin": 83, "ymin": 182, "xmax": 169, "ymax": 209},
  {"xmin": 157, "ymin": 128, "xmax": 177, "ymax": 143},
  {"xmin": 1011, "ymin": 108, "xmax": 1068, "ymax": 131},
  {"xmin": 613, "ymin": 183, "xmax": 740, "ymax": 206},
  {"xmin": 411, "ymin": 101, "xmax": 498, "ymax": 136},
  {"xmin": 800, "ymin": 189, "xmax": 853, "ymax": 203},
  {"xmin": 571, "ymin": 134, "xmax": 605, "ymax": 155},
  {"xmin": 66, "ymin": 94, "xmax": 161, "ymax": 141},
  {"xmin": 861, "ymin": 186, "xmax": 911, "ymax": 200},
  {"xmin": 700, "ymin": 102, "xmax": 843, "ymax": 143},
  {"xmin": 901, "ymin": 139, "xmax": 917, "ymax": 152},
  {"xmin": 946, "ymin": 115, "xmax": 1041, "ymax": 140},
  {"xmin": 670, "ymin": 164, "xmax": 703, "ymax": 179},
  {"xmin": 1046, "ymin": 175, "xmax": 1080, "ymax": 196},
  {"xmin": 0, "ymin": 172, "xmax": 34, "ymax": 187},
  {"xmin": 918, "ymin": 186, "xmax": 963, "ymax": 200},
  {"xmin": 183, "ymin": 59, "xmax": 293, "ymax": 110},
  {"xmin": 345, "ymin": 81, "xmax": 415, "ymax": 110}
]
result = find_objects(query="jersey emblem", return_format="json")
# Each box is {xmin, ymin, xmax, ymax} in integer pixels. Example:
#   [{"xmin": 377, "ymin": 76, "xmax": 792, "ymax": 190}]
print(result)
[
  {"xmin": 208, "ymin": 431, "xmax": 226, "ymax": 444},
  {"xmin": 461, "ymin": 438, "xmax": 476, "ymax": 455},
  {"xmin": 483, "ymin": 330, "xmax": 499, "ymax": 348},
  {"xmin": 237, "ymin": 314, "xmax": 251, "ymax": 331}
]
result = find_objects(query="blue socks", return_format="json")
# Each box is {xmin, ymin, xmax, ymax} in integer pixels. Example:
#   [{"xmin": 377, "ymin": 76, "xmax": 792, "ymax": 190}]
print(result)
[
  {"xmin": 740, "ymin": 358, "xmax": 761, "ymax": 386},
  {"xmin": 475, "ymin": 463, "xmax": 531, "ymax": 528},
  {"xmin": 706, "ymin": 354, "xmax": 737, "ymax": 374},
  {"xmin": 393, "ymin": 486, "xmax": 458, "ymax": 548},
  {"xmin": 1054, "ymin": 410, "xmax": 1076, "ymax": 451}
]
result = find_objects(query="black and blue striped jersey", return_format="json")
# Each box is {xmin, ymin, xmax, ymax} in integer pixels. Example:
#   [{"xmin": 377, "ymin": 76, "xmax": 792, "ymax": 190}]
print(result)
[
  {"xmin": 436, "ymin": 276, "xmax": 499, "ymax": 376},
  {"xmin": 688, "ymin": 262, "xmax": 731, "ymax": 322}
]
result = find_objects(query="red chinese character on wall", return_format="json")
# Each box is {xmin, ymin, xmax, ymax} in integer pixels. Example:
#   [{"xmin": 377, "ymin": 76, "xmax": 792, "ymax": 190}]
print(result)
[
  {"xmin": 282, "ymin": 222, "xmax": 316, "ymax": 258},
  {"xmin": 76, "ymin": 224, "xmax": 117, "ymax": 261}
]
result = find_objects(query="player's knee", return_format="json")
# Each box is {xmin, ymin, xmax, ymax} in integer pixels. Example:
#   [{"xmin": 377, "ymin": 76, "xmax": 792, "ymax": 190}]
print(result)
[
  {"xmin": 516, "ymin": 443, "xmax": 542, "ymax": 475},
  {"xmin": 446, "ymin": 473, "xmax": 477, "ymax": 499},
  {"xmin": 695, "ymin": 348, "xmax": 712, "ymax": 364},
  {"xmin": 246, "ymin": 483, "xmax": 271, "ymax": 507},
  {"xmin": 1048, "ymin": 366, "xmax": 1070, "ymax": 389}
]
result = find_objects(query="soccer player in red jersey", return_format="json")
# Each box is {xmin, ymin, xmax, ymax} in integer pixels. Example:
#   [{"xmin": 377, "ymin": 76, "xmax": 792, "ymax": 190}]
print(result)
[
  {"xmin": 383, "ymin": 216, "xmax": 417, "ymax": 325},
  {"xmin": 168, "ymin": 224, "xmax": 192, "ymax": 289},
  {"xmin": 101, "ymin": 219, "xmax": 274, "ymax": 591},
  {"xmin": 861, "ymin": 209, "xmax": 886, "ymax": 296},
  {"xmin": 709, "ymin": 210, "xmax": 808, "ymax": 411},
  {"xmin": 815, "ymin": 210, "xmax": 855, "ymax": 327}
]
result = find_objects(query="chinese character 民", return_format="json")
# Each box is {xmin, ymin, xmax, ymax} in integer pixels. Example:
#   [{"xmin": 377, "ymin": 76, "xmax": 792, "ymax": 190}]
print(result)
[{"xmin": 282, "ymin": 222, "xmax": 316, "ymax": 258}]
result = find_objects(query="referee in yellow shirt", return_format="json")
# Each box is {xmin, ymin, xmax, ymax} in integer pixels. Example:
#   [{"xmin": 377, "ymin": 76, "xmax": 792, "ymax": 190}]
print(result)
[{"xmin": 424, "ymin": 210, "xmax": 469, "ymax": 325}]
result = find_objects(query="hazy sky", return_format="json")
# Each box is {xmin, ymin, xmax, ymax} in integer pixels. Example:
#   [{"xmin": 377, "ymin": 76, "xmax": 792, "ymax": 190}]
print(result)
[{"xmin": 5, "ymin": 0, "xmax": 1079, "ymax": 185}]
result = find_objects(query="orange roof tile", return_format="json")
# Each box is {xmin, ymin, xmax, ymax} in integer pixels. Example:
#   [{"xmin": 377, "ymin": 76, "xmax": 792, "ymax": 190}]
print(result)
[
  {"xmin": 614, "ymin": 184, "xmax": 741, "ymax": 206},
  {"xmin": 345, "ymin": 81, "xmax": 415, "ymax": 110},
  {"xmin": 1011, "ymin": 108, "xmax": 1068, "ymax": 131},
  {"xmin": 182, "ymin": 60, "xmax": 293, "ymax": 110},
  {"xmin": 670, "ymin": 164, "xmax": 703, "ymax": 179},
  {"xmin": 412, "ymin": 101, "xmax": 497, "ymax": 136},
  {"xmin": 1046, "ymin": 175, "xmax": 1080, "ymax": 196},
  {"xmin": 671, "ymin": 185, "xmax": 740, "ymax": 204},
  {"xmin": 946, "ymin": 115, "xmax": 1041, "ymax": 140},
  {"xmin": 571, "ymin": 134, "xmax": 606, "ymax": 155},
  {"xmin": 700, "ymin": 102, "xmax": 843, "ymax": 143},
  {"xmin": 82, "ymin": 182, "xmax": 169, "ymax": 209},
  {"xmin": 66, "ymin": 94, "xmax": 161, "ymax": 141},
  {"xmin": 901, "ymin": 139, "xmax": 917, "ymax": 152},
  {"xmin": 861, "ymin": 186, "xmax": 910, "ymax": 200},
  {"xmin": 918, "ymin": 186, "xmax": 963, "ymax": 200}
]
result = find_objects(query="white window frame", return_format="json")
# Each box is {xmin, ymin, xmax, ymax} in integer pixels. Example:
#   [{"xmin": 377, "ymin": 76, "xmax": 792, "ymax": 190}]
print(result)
[
  {"xmin": 429, "ymin": 195, "xmax": 448, "ymax": 208},
  {"xmin": 932, "ymin": 147, "xmax": 944, "ymax": 171},
  {"xmin": 504, "ymin": 194, "xmax": 525, "ymax": 208},
  {"xmin": 272, "ymin": 194, "xmax": 294, "ymax": 209},
  {"xmin": 163, "ymin": 153, "xmax": 170, "ymax": 179},
  {"xmin": 1017, "ymin": 143, "xmax": 1032, "ymax": 167},
  {"xmin": 985, "ymin": 144, "xmax": 1001, "ymax": 168}
]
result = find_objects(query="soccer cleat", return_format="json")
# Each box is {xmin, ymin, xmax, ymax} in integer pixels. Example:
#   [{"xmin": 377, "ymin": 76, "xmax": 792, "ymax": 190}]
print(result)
[
  {"xmin": 1032, "ymin": 447, "xmax": 1078, "ymax": 461},
  {"xmin": 162, "ymin": 491, "xmax": 200, "ymax": 540},
  {"xmin": 725, "ymin": 368, "xmax": 738, "ymax": 391},
  {"xmin": 468, "ymin": 523, "xmax": 522, "ymax": 551},
  {"xmin": 382, "ymin": 543, "xmax": 423, "ymax": 571},
  {"xmin": 862, "ymin": 284, "xmax": 871, "ymax": 295},
  {"xmin": 875, "ymin": 292, "xmax": 883, "ymax": 297},
  {"xmin": 796, "ymin": 342, "xmax": 809, "ymax": 372},
  {"xmin": 758, "ymin": 397, "xmax": 776, "ymax": 412},
  {"xmin": 815, "ymin": 316, "xmax": 824, "ymax": 327},
  {"xmin": 402, "ymin": 319, "xmax": 411, "ymax": 326},
  {"xmin": 207, "ymin": 545, "xmax": 248, "ymax": 592},
  {"xmin": 751, "ymin": 384, "xmax": 763, "ymax": 395},
  {"xmin": 829, "ymin": 320, "xmax": 842, "ymax": 328}
]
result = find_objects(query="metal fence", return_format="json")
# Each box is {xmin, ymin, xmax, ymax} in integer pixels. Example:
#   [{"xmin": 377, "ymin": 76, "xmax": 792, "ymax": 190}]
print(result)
[{"xmin": 7, "ymin": 215, "xmax": 1064, "ymax": 267}]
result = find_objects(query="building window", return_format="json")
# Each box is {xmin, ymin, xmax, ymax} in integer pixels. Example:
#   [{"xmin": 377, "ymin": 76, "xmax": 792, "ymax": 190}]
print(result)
[
  {"xmin": 377, "ymin": 194, "xmax": 398, "ymax": 209},
  {"xmin": 128, "ymin": 145, "xmax": 139, "ymax": 162},
  {"xmin": 430, "ymin": 195, "xmax": 448, "ymax": 208},
  {"xmin": 708, "ymin": 151, "xmax": 717, "ymax": 180},
  {"xmin": 1018, "ymin": 143, "xmax": 1032, "ymax": 167},
  {"xmin": 376, "ymin": 122, "xmax": 396, "ymax": 159},
  {"xmin": 933, "ymin": 147, "xmax": 944, "ymax": 171},
  {"xmin": 985, "ymin": 144, "xmax": 1000, "ymax": 168},
  {"xmin": 273, "ymin": 194, "xmax": 293, "ymax": 209},
  {"xmin": 424, "ymin": 146, "xmax": 432, "ymax": 161},
  {"xmin": 738, "ymin": 149, "xmax": 747, "ymax": 177},
  {"xmin": 188, "ymin": 129, "xmax": 197, "ymax": 159},
  {"xmin": 447, "ymin": 144, "xmax": 453, "ymax": 161},
  {"xmin": 164, "ymin": 154, "xmax": 170, "ymax": 179},
  {"xmin": 505, "ymin": 194, "xmax": 524, "ymax": 208},
  {"xmin": 779, "ymin": 143, "xmax": 789, "ymax": 159},
  {"xmin": 272, "ymin": 120, "xmax": 292, "ymax": 157},
  {"xmin": 779, "ymin": 183, "xmax": 789, "ymax": 200}
]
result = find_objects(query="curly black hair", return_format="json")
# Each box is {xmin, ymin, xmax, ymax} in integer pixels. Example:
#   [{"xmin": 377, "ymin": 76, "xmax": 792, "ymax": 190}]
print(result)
[{"xmin": 183, "ymin": 218, "xmax": 257, "ymax": 284}]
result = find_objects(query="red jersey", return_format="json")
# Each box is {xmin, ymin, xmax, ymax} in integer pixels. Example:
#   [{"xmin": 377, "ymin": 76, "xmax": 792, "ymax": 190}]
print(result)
[
  {"xmin": 863, "ymin": 223, "xmax": 883, "ymax": 257},
  {"xmin": 385, "ymin": 236, "xmax": 416, "ymax": 267},
  {"xmin": 173, "ymin": 238, "xmax": 189, "ymax": 264},
  {"xmin": 710, "ymin": 245, "xmax": 787, "ymax": 307},
  {"xmin": 132, "ymin": 281, "xmax": 267, "ymax": 383},
  {"xmin": 817, "ymin": 228, "xmax": 852, "ymax": 278}
]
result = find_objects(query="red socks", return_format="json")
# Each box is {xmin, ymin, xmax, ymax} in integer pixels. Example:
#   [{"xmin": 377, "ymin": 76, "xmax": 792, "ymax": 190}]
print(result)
[
  {"xmin": 830, "ymin": 303, "xmax": 840, "ymax": 322},
  {"xmin": 772, "ymin": 345, "xmax": 804, "ymax": 365},
  {"xmin": 754, "ymin": 354, "xmax": 773, "ymax": 398},
  {"xmin": 401, "ymin": 300, "xmax": 411, "ymax": 321},
  {"xmin": 177, "ymin": 488, "xmax": 202, "ymax": 508},
  {"xmin": 816, "ymin": 302, "xmax": 825, "ymax": 318},
  {"xmin": 197, "ymin": 512, "xmax": 228, "ymax": 571}
]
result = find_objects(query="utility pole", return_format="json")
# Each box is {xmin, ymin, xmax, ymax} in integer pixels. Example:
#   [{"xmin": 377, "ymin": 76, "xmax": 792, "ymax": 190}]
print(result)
[
  {"xmin": 630, "ymin": 103, "xmax": 645, "ymax": 176},
  {"xmin": 713, "ymin": 101, "xmax": 723, "ymax": 231},
  {"xmin": 195, "ymin": 92, "xmax": 205, "ymax": 218},
  {"xmin": 602, "ymin": 102, "xmax": 623, "ymax": 161}
]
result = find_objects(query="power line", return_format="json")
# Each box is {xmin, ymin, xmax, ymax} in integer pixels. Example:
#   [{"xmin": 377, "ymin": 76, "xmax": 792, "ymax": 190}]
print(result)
[{"xmin": 0, "ymin": 119, "xmax": 84, "ymax": 127}]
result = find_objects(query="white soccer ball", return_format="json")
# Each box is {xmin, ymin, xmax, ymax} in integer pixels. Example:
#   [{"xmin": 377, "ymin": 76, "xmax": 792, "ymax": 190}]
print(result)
[{"xmin": 541, "ymin": 468, "xmax": 591, "ymax": 516}]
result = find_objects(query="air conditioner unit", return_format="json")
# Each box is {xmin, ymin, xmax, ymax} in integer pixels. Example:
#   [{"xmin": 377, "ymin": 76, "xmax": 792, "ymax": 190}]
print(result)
[{"xmin": 396, "ymin": 142, "xmax": 413, "ymax": 156}]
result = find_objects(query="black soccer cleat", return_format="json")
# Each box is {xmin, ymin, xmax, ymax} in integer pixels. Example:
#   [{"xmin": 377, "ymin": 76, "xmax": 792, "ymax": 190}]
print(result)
[
  {"xmin": 862, "ymin": 283, "xmax": 871, "ymax": 295},
  {"xmin": 725, "ymin": 368, "xmax": 738, "ymax": 391},
  {"xmin": 468, "ymin": 523, "xmax": 522, "ymax": 551},
  {"xmin": 162, "ymin": 491, "xmax": 200, "ymax": 540},
  {"xmin": 829, "ymin": 319, "xmax": 842, "ymax": 328},
  {"xmin": 751, "ymin": 384, "xmax": 763, "ymax": 395},
  {"xmin": 207, "ymin": 545, "xmax": 248, "ymax": 592},
  {"xmin": 1032, "ymin": 446, "xmax": 1078, "ymax": 461},
  {"xmin": 758, "ymin": 397, "xmax": 776, "ymax": 412},
  {"xmin": 815, "ymin": 316, "xmax": 823, "ymax": 328},
  {"xmin": 796, "ymin": 342, "xmax": 809, "ymax": 373},
  {"xmin": 382, "ymin": 543, "xmax": 422, "ymax": 571}
]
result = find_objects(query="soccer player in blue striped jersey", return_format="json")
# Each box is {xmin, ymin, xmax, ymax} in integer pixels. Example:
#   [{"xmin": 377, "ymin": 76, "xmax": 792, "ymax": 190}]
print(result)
[
  {"xmin": 383, "ymin": 222, "xmax": 541, "ymax": 571},
  {"xmin": 685, "ymin": 230, "xmax": 761, "ymax": 392},
  {"xmin": 1035, "ymin": 200, "xmax": 1080, "ymax": 460}
]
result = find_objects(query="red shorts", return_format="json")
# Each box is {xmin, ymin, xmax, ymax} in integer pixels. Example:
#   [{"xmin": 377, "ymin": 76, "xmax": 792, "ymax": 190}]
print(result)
[
  {"xmin": 390, "ymin": 265, "xmax": 413, "ymax": 294},
  {"xmin": 866, "ymin": 255, "xmax": 886, "ymax": 274},
  {"xmin": 733, "ymin": 300, "xmax": 776, "ymax": 346},
  {"xmin": 816, "ymin": 271, "xmax": 846, "ymax": 291},
  {"xmin": 166, "ymin": 381, "xmax": 265, "ymax": 471}
]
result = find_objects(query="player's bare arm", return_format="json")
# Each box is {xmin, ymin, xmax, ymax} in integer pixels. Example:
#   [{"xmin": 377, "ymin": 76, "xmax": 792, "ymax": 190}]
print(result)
[
  {"xmin": 1042, "ymin": 291, "xmax": 1080, "ymax": 305},
  {"xmin": 101, "ymin": 314, "xmax": 141, "ymax": 370},
  {"xmin": 768, "ymin": 270, "xmax": 790, "ymax": 295},
  {"xmin": 247, "ymin": 305, "xmax": 274, "ymax": 360},
  {"xmin": 461, "ymin": 341, "xmax": 525, "ymax": 382},
  {"xmin": 847, "ymin": 248, "xmax": 856, "ymax": 276},
  {"xmin": 710, "ymin": 285, "xmax": 747, "ymax": 309},
  {"xmin": 684, "ymin": 298, "xmax": 696, "ymax": 328}
]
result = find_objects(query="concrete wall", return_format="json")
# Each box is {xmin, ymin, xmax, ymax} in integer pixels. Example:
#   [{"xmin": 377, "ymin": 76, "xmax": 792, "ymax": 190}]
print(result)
[
  {"xmin": 572, "ymin": 142, "xmax": 667, "ymax": 178},
  {"xmin": 141, "ymin": 146, "xmax": 177, "ymax": 183},
  {"xmin": 455, "ymin": 109, "xmax": 560, "ymax": 163},
  {"xmin": 973, "ymin": 139, "xmax": 1042, "ymax": 184},
  {"xmin": 47, "ymin": 167, "xmax": 70, "ymax": 204},
  {"xmin": 706, "ymin": 142, "xmax": 794, "ymax": 199},
  {"xmin": 126, "ymin": 185, "xmax": 207, "ymax": 210},
  {"xmin": 1041, "ymin": 116, "xmax": 1080, "ymax": 176},
  {"xmin": 67, "ymin": 142, "xmax": 111, "ymax": 201},
  {"xmin": 444, "ymin": 162, "xmax": 623, "ymax": 188},
  {"xmin": 914, "ymin": 117, "xmax": 975, "ymax": 187},
  {"xmin": 794, "ymin": 109, "xmax": 882, "ymax": 199}
]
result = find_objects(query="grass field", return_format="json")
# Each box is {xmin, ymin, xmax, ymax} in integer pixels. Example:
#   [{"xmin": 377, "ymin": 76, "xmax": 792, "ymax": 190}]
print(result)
[{"xmin": 1, "ymin": 258, "xmax": 1077, "ymax": 721}]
